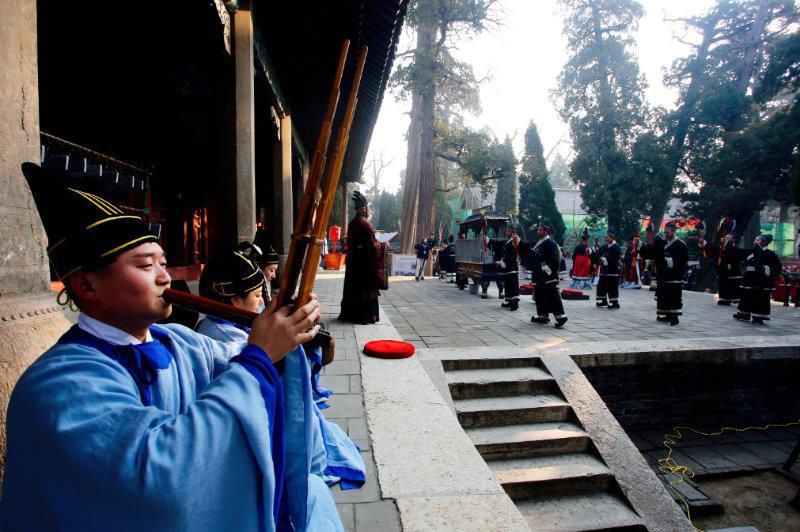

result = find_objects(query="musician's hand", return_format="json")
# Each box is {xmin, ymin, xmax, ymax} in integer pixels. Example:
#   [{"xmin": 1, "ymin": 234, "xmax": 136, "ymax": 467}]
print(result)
[{"xmin": 248, "ymin": 298, "xmax": 321, "ymax": 363}]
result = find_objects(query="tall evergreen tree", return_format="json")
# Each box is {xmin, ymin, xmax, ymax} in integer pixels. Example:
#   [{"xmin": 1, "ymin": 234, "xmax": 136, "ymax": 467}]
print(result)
[
  {"xmin": 518, "ymin": 123, "xmax": 566, "ymax": 243},
  {"xmin": 655, "ymin": 0, "xmax": 798, "ymax": 233},
  {"xmin": 391, "ymin": 0, "xmax": 496, "ymax": 253},
  {"xmin": 554, "ymin": 0, "xmax": 649, "ymax": 236},
  {"xmin": 493, "ymin": 137, "xmax": 518, "ymax": 216}
]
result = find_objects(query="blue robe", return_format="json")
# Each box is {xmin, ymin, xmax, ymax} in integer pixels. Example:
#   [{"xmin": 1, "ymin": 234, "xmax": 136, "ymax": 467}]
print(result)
[
  {"xmin": 196, "ymin": 317, "xmax": 365, "ymax": 490},
  {"xmin": 0, "ymin": 322, "xmax": 342, "ymax": 531}
]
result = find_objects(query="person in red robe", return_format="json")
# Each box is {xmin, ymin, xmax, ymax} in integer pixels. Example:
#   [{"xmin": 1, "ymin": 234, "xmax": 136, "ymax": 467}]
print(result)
[
  {"xmin": 569, "ymin": 235, "xmax": 592, "ymax": 290},
  {"xmin": 339, "ymin": 191, "xmax": 382, "ymax": 324}
]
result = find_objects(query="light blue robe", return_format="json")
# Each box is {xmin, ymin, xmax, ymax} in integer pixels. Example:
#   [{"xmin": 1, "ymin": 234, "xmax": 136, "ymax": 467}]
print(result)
[
  {"xmin": 197, "ymin": 317, "xmax": 365, "ymax": 490},
  {"xmin": 0, "ymin": 322, "xmax": 342, "ymax": 531}
]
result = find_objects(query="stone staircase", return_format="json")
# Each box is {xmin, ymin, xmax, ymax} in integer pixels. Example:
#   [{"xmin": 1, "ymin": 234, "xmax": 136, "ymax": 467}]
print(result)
[{"xmin": 443, "ymin": 357, "xmax": 646, "ymax": 531}]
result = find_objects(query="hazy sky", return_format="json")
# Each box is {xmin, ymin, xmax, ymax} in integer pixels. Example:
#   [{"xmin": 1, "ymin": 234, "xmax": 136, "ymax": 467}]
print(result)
[{"xmin": 364, "ymin": 0, "xmax": 717, "ymax": 193}]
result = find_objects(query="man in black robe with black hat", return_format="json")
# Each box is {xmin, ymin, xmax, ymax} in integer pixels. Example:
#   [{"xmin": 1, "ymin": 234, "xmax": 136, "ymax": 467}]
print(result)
[
  {"xmin": 340, "ymin": 191, "xmax": 382, "ymax": 324},
  {"xmin": 593, "ymin": 227, "xmax": 622, "ymax": 309},
  {"xmin": 698, "ymin": 233, "xmax": 745, "ymax": 306},
  {"xmin": 733, "ymin": 233, "xmax": 782, "ymax": 324},
  {"xmin": 639, "ymin": 221, "xmax": 688, "ymax": 325},
  {"xmin": 497, "ymin": 225, "xmax": 521, "ymax": 311},
  {"xmin": 527, "ymin": 218, "xmax": 567, "ymax": 328}
]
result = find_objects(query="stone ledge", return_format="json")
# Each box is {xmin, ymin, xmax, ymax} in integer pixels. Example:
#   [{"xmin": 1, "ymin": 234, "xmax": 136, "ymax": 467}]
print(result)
[{"xmin": 355, "ymin": 309, "xmax": 527, "ymax": 529}]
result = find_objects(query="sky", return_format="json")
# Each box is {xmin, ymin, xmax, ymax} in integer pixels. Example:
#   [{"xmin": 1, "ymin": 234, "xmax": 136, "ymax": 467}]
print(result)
[{"xmin": 364, "ymin": 0, "xmax": 718, "ymax": 193}]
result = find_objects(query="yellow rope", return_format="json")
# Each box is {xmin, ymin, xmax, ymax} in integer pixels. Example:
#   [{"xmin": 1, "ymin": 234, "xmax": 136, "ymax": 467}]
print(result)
[{"xmin": 658, "ymin": 419, "xmax": 800, "ymax": 531}]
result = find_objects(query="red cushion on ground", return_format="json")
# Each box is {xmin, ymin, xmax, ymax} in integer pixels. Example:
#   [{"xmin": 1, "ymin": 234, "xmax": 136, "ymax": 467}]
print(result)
[
  {"xmin": 562, "ymin": 288, "xmax": 583, "ymax": 295},
  {"xmin": 363, "ymin": 340, "xmax": 415, "ymax": 359}
]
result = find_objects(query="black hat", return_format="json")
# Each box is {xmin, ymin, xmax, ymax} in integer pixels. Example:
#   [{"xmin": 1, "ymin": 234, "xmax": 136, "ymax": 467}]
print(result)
[
  {"xmin": 352, "ymin": 190, "xmax": 368, "ymax": 209},
  {"xmin": 757, "ymin": 233, "xmax": 773, "ymax": 247},
  {"xmin": 201, "ymin": 251, "xmax": 266, "ymax": 300},
  {"xmin": 665, "ymin": 221, "xmax": 677, "ymax": 230},
  {"xmin": 22, "ymin": 162, "xmax": 158, "ymax": 281},
  {"xmin": 606, "ymin": 227, "xmax": 616, "ymax": 238},
  {"xmin": 537, "ymin": 217, "xmax": 554, "ymax": 232},
  {"xmin": 262, "ymin": 246, "xmax": 280, "ymax": 265}
]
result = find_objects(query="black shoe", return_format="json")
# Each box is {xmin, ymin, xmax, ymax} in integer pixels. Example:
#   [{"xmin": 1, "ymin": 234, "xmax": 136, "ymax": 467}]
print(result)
[
  {"xmin": 596, "ymin": 300, "xmax": 608, "ymax": 307},
  {"xmin": 531, "ymin": 316, "xmax": 550, "ymax": 324},
  {"xmin": 669, "ymin": 315, "xmax": 679, "ymax": 326},
  {"xmin": 752, "ymin": 317, "xmax": 766, "ymax": 325},
  {"xmin": 656, "ymin": 315, "xmax": 669, "ymax": 322},
  {"xmin": 498, "ymin": 291, "xmax": 505, "ymax": 299},
  {"xmin": 717, "ymin": 300, "xmax": 731, "ymax": 306},
  {"xmin": 608, "ymin": 302, "xmax": 620, "ymax": 309},
  {"xmin": 555, "ymin": 316, "xmax": 568, "ymax": 329},
  {"xmin": 733, "ymin": 313, "xmax": 750, "ymax": 321},
  {"xmin": 509, "ymin": 300, "xmax": 519, "ymax": 311}
]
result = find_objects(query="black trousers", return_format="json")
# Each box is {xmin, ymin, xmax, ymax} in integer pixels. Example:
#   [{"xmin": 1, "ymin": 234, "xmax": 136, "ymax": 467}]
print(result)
[
  {"xmin": 596, "ymin": 274, "xmax": 619, "ymax": 303},
  {"xmin": 738, "ymin": 287, "xmax": 772, "ymax": 319},
  {"xmin": 534, "ymin": 281, "xmax": 565, "ymax": 318},
  {"xmin": 656, "ymin": 280, "xmax": 683, "ymax": 315},
  {"xmin": 718, "ymin": 270, "xmax": 742, "ymax": 303},
  {"xmin": 504, "ymin": 272, "xmax": 519, "ymax": 301}
]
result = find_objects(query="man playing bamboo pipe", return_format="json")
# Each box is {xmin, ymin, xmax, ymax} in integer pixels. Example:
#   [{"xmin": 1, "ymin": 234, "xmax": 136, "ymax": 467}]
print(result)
[
  {"xmin": 196, "ymin": 249, "xmax": 366, "ymax": 490},
  {"xmin": 1, "ymin": 163, "xmax": 344, "ymax": 531}
]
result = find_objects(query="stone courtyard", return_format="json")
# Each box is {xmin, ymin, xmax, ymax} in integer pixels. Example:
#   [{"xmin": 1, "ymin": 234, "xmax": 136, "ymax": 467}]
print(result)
[{"xmin": 313, "ymin": 271, "xmax": 800, "ymax": 531}]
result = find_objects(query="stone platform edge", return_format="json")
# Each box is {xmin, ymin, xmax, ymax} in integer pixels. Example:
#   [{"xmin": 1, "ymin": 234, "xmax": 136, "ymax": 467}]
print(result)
[{"xmin": 352, "ymin": 309, "xmax": 530, "ymax": 532}]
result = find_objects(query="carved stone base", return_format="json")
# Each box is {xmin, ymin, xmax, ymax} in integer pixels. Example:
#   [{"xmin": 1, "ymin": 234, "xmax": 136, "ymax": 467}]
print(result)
[{"xmin": 0, "ymin": 291, "xmax": 76, "ymax": 484}]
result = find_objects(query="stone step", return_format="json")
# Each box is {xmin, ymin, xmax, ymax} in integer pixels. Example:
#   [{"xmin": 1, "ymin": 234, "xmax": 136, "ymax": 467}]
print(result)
[
  {"xmin": 446, "ymin": 366, "xmax": 557, "ymax": 399},
  {"xmin": 467, "ymin": 421, "xmax": 590, "ymax": 460},
  {"xmin": 489, "ymin": 453, "xmax": 615, "ymax": 499},
  {"xmin": 517, "ymin": 491, "xmax": 645, "ymax": 531},
  {"xmin": 442, "ymin": 357, "xmax": 542, "ymax": 372},
  {"xmin": 454, "ymin": 394, "xmax": 572, "ymax": 428}
]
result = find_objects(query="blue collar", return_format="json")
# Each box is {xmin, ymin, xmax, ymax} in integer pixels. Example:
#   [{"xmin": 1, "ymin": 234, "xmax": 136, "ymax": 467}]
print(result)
[
  {"xmin": 206, "ymin": 315, "xmax": 252, "ymax": 334},
  {"xmin": 58, "ymin": 325, "xmax": 174, "ymax": 406}
]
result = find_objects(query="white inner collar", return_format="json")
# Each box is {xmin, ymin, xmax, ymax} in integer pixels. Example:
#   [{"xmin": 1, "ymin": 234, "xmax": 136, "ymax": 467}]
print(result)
[{"xmin": 78, "ymin": 313, "xmax": 153, "ymax": 346}]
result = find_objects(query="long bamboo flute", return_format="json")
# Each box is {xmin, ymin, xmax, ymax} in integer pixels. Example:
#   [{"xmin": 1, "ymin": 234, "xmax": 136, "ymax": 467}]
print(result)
[
  {"xmin": 162, "ymin": 288, "xmax": 258, "ymax": 328},
  {"xmin": 277, "ymin": 40, "xmax": 350, "ymax": 309},
  {"xmin": 295, "ymin": 46, "xmax": 368, "ymax": 307}
]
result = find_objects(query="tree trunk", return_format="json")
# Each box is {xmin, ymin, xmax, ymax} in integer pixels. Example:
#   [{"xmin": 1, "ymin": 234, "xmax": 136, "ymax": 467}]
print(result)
[
  {"xmin": 399, "ymin": 92, "xmax": 422, "ymax": 253},
  {"xmin": 737, "ymin": 0, "xmax": 769, "ymax": 94},
  {"xmin": 649, "ymin": 15, "xmax": 718, "ymax": 231},
  {"xmin": 417, "ymin": 86, "xmax": 437, "ymax": 245}
]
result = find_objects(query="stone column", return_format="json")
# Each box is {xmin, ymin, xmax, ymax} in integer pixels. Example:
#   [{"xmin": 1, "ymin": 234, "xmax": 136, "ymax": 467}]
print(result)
[
  {"xmin": 233, "ymin": 8, "xmax": 256, "ymax": 244},
  {"xmin": 272, "ymin": 115, "xmax": 293, "ymax": 256},
  {"xmin": 0, "ymin": 0, "xmax": 74, "ymax": 478}
]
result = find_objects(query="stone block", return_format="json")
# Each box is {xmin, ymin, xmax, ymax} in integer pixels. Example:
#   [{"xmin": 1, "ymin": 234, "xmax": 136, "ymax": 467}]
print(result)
[{"xmin": 354, "ymin": 501, "xmax": 401, "ymax": 532}]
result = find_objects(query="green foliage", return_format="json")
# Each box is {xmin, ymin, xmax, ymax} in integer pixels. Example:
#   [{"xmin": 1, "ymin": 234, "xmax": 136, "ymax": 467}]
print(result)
[
  {"xmin": 436, "ymin": 120, "xmax": 507, "ymax": 184},
  {"xmin": 518, "ymin": 122, "xmax": 566, "ymax": 243},
  {"xmin": 554, "ymin": 0, "xmax": 650, "ymax": 237},
  {"xmin": 375, "ymin": 190, "xmax": 401, "ymax": 232},
  {"xmin": 547, "ymin": 153, "xmax": 573, "ymax": 189},
  {"xmin": 493, "ymin": 137, "xmax": 518, "ymax": 216}
]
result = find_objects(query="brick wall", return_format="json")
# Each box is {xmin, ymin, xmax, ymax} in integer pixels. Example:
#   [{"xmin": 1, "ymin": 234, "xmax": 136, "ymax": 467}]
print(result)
[{"xmin": 582, "ymin": 359, "xmax": 800, "ymax": 431}]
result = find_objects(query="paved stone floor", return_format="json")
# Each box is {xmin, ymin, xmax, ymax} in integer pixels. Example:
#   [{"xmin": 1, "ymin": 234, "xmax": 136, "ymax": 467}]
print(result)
[
  {"xmin": 311, "ymin": 271, "xmax": 799, "ymax": 529},
  {"xmin": 314, "ymin": 274, "xmax": 401, "ymax": 532},
  {"xmin": 380, "ymin": 275, "xmax": 798, "ymax": 349}
]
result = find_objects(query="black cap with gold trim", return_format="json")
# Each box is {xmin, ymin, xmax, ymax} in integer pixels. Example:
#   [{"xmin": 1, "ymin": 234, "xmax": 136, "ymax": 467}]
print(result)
[
  {"xmin": 22, "ymin": 162, "xmax": 158, "ymax": 281},
  {"xmin": 201, "ymin": 251, "xmax": 266, "ymax": 300}
]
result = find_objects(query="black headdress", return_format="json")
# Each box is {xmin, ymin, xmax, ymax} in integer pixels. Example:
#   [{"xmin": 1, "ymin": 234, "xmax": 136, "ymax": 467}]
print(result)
[
  {"xmin": 537, "ymin": 217, "xmax": 554, "ymax": 232},
  {"xmin": 606, "ymin": 226, "xmax": 617, "ymax": 239},
  {"xmin": 22, "ymin": 162, "xmax": 158, "ymax": 281},
  {"xmin": 201, "ymin": 251, "xmax": 266, "ymax": 300},
  {"xmin": 352, "ymin": 190, "xmax": 368, "ymax": 209}
]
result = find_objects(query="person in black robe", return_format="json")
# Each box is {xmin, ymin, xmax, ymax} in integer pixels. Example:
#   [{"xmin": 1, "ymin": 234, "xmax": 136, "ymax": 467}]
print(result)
[
  {"xmin": 593, "ymin": 228, "xmax": 622, "ymax": 309},
  {"xmin": 733, "ymin": 234, "xmax": 782, "ymax": 324},
  {"xmin": 526, "ymin": 218, "xmax": 567, "ymax": 328},
  {"xmin": 699, "ymin": 233, "xmax": 745, "ymax": 305},
  {"xmin": 497, "ymin": 226, "xmax": 521, "ymax": 311},
  {"xmin": 339, "ymin": 191, "xmax": 381, "ymax": 324},
  {"xmin": 639, "ymin": 221, "xmax": 688, "ymax": 325}
]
